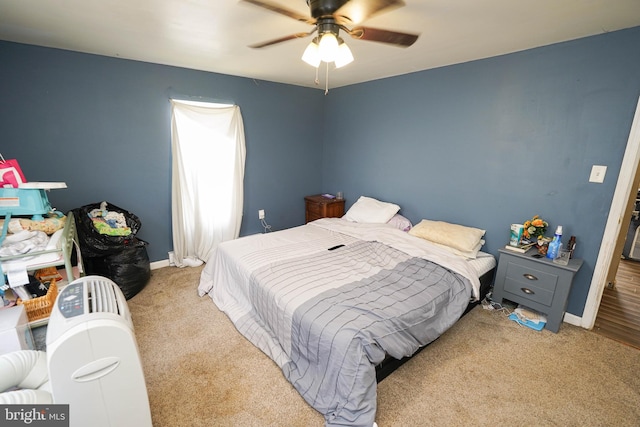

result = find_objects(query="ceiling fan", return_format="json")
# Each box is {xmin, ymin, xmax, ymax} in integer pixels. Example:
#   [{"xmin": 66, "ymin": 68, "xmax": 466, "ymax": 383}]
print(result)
[{"xmin": 243, "ymin": 0, "xmax": 419, "ymax": 68}]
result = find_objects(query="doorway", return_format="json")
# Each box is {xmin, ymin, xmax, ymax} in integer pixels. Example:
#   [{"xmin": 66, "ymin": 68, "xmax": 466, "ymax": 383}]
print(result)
[
  {"xmin": 593, "ymin": 186, "xmax": 640, "ymax": 349},
  {"xmin": 594, "ymin": 256, "xmax": 640, "ymax": 348},
  {"xmin": 581, "ymin": 96, "xmax": 640, "ymax": 342}
]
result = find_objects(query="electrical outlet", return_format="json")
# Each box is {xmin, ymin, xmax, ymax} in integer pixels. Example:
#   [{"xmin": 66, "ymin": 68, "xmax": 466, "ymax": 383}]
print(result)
[
  {"xmin": 168, "ymin": 251, "xmax": 175, "ymax": 266},
  {"xmin": 258, "ymin": 209, "xmax": 265, "ymax": 219}
]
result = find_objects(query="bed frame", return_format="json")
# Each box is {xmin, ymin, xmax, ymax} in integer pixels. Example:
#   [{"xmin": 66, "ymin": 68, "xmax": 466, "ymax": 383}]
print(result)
[{"xmin": 375, "ymin": 267, "xmax": 495, "ymax": 382}]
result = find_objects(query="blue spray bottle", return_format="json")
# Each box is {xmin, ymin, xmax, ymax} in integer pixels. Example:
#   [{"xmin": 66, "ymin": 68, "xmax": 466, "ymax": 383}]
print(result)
[{"xmin": 547, "ymin": 226, "xmax": 563, "ymax": 259}]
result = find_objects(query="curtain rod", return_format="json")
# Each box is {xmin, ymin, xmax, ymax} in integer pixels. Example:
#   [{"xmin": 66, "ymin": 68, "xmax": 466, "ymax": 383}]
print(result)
[{"xmin": 165, "ymin": 87, "xmax": 235, "ymax": 106}]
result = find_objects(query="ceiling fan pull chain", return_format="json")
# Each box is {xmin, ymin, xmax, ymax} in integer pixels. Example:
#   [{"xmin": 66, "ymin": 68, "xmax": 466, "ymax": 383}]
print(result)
[
  {"xmin": 325, "ymin": 62, "xmax": 329, "ymax": 95},
  {"xmin": 314, "ymin": 65, "xmax": 319, "ymax": 86}
]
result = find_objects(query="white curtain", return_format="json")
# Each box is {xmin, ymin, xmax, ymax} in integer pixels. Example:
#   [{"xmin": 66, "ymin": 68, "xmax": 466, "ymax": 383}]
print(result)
[{"xmin": 170, "ymin": 99, "xmax": 246, "ymax": 267}]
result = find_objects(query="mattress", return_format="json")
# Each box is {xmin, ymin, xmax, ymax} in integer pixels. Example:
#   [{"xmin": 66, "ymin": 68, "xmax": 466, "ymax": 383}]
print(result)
[{"xmin": 467, "ymin": 251, "xmax": 497, "ymax": 279}]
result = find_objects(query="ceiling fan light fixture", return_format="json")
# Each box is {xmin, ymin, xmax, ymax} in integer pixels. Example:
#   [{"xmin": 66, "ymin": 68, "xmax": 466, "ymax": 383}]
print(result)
[
  {"xmin": 334, "ymin": 40, "xmax": 354, "ymax": 68},
  {"xmin": 246, "ymin": 0, "xmax": 419, "ymax": 92},
  {"xmin": 302, "ymin": 38, "xmax": 321, "ymax": 67},
  {"xmin": 318, "ymin": 32, "xmax": 339, "ymax": 62}
]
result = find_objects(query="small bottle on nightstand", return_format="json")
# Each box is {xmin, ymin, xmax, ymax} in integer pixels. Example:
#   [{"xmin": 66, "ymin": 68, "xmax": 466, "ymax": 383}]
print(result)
[{"xmin": 567, "ymin": 236, "xmax": 576, "ymax": 258}]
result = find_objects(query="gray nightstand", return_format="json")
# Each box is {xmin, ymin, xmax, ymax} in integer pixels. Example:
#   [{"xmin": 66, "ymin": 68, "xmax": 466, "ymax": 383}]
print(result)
[{"xmin": 492, "ymin": 248, "xmax": 583, "ymax": 333}]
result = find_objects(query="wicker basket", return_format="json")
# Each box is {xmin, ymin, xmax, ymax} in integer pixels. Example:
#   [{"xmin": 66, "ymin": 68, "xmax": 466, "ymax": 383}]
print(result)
[{"xmin": 18, "ymin": 280, "xmax": 58, "ymax": 322}]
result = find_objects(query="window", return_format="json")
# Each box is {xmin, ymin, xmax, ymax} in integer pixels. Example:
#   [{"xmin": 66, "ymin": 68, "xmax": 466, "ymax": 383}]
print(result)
[{"xmin": 170, "ymin": 99, "xmax": 246, "ymax": 267}]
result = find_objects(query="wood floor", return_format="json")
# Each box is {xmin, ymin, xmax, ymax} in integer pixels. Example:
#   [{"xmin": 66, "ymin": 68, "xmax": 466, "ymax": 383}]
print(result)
[{"xmin": 593, "ymin": 258, "xmax": 640, "ymax": 349}]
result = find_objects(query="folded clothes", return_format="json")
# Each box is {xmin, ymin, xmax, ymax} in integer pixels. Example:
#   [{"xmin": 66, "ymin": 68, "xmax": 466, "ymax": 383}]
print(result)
[
  {"xmin": 0, "ymin": 215, "xmax": 66, "ymax": 235},
  {"xmin": 509, "ymin": 305, "xmax": 547, "ymax": 331},
  {"xmin": 4, "ymin": 230, "xmax": 38, "ymax": 243},
  {"xmin": 0, "ymin": 230, "xmax": 49, "ymax": 256}
]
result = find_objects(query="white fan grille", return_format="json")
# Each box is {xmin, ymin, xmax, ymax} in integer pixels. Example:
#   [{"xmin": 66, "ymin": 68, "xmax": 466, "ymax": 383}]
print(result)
[{"xmin": 87, "ymin": 277, "xmax": 122, "ymax": 314}]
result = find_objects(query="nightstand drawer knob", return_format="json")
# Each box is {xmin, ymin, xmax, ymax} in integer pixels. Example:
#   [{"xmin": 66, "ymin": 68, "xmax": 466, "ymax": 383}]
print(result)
[
  {"xmin": 521, "ymin": 287, "xmax": 535, "ymax": 295},
  {"xmin": 523, "ymin": 273, "xmax": 538, "ymax": 281}
]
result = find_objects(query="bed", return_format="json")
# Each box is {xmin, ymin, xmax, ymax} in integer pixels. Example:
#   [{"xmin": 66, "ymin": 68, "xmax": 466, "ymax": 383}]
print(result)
[{"xmin": 198, "ymin": 212, "xmax": 495, "ymax": 427}]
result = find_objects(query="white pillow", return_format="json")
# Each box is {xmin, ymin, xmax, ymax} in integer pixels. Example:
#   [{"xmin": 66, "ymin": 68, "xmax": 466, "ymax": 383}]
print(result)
[
  {"xmin": 408, "ymin": 219, "xmax": 486, "ymax": 253},
  {"xmin": 343, "ymin": 196, "xmax": 400, "ymax": 224},
  {"xmin": 387, "ymin": 214, "xmax": 412, "ymax": 231}
]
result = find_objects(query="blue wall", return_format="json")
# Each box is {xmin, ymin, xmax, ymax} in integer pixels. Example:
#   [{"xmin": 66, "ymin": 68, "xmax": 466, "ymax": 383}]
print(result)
[
  {"xmin": 323, "ymin": 27, "xmax": 640, "ymax": 316},
  {"xmin": 2, "ymin": 26, "xmax": 640, "ymax": 317},
  {"xmin": 0, "ymin": 41, "xmax": 325, "ymax": 262}
]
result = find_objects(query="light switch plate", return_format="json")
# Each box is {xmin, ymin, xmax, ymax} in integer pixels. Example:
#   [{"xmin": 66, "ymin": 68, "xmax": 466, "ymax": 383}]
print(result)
[{"xmin": 589, "ymin": 165, "xmax": 607, "ymax": 183}]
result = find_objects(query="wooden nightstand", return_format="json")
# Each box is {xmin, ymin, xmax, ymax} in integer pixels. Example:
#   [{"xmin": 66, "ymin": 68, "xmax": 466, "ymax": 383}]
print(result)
[
  {"xmin": 492, "ymin": 248, "xmax": 583, "ymax": 333},
  {"xmin": 304, "ymin": 195, "xmax": 345, "ymax": 223}
]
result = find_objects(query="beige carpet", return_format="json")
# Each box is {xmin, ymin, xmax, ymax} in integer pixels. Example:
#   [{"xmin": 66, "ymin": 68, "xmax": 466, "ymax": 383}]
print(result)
[{"xmin": 128, "ymin": 265, "xmax": 640, "ymax": 427}]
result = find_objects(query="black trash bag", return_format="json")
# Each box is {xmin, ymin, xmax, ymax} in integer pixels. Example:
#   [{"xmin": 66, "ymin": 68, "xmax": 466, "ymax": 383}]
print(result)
[
  {"xmin": 84, "ymin": 239, "xmax": 150, "ymax": 300},
  {"xmin": 72, "ymin": 202, "xmax": 142, "ymax": 258}
]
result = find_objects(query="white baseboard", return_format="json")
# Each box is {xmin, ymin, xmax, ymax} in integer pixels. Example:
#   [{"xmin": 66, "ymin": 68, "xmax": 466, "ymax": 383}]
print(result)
[
  {"xmin": 150, "ymin": 259, "xmax": 171, "ymax": 270},
  {"xmin": 563, "ymin": 312, "xmax": 583, "ymax": 328},
  {"xmin": 150, "ymin": 258, "xmax": 203, "ymax": 270}
]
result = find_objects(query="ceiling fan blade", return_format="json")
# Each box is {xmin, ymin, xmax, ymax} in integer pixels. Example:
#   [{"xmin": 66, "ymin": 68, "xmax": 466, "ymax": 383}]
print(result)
[
  {"xmin": 349, "ymin": 26, "xmax": 419, "ymax": 47},
  {"xmin": 249, "ymin": 32, "xmax": 314, "ymax": 49},
  {"xmin": 242, "ymin": 0, "xmax": 316, "ymax": 25},
  {"xmin": 333, "ymin": 0, "xmax": 405, "ymax": 25}
]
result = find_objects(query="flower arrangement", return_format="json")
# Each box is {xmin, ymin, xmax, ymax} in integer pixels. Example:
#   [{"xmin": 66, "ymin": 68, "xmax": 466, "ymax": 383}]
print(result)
[{"xmin": 523, "ymin": 215, "xmax": 548, "ymax": 241}]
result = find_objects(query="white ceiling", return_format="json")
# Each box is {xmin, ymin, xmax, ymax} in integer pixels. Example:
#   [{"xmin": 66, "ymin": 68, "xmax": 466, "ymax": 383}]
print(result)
[{"xmin": 1, "ymin": 0, "xmax": 640, "ymax": 90}]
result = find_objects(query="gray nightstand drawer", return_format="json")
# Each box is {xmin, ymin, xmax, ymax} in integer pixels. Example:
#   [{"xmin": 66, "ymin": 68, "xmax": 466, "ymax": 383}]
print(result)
[{"xmin": 503, "ymin": 261, "xmax": 559, "ymax": 307}]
